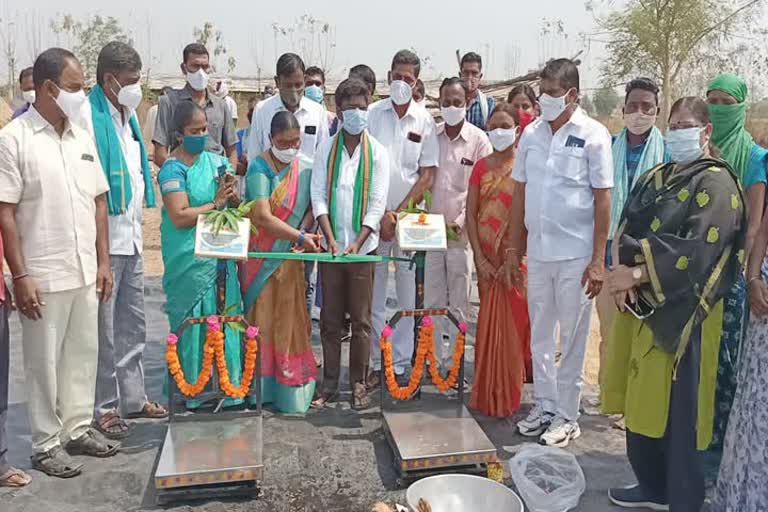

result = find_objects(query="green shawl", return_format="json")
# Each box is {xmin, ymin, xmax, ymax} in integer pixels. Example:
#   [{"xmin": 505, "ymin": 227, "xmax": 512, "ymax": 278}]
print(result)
[
  {"xmin": 89, "ymin": 84, "xmax": 156, "ymax": 215},
  {"xmin": 326, "ymin": 130, "xmax": 374, "ymax": 239},
  {"xmin": 707, "ymin": 73, "xmax": 754, "ymax": 182}
]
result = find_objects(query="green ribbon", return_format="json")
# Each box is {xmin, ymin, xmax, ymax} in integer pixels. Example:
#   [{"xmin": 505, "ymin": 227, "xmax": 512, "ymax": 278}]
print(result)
[{"xmin": 247, "ymin": 252, "xmax": 411, "ymax": 263}]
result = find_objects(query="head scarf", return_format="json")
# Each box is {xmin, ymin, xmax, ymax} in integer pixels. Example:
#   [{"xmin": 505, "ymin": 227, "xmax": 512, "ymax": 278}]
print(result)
[{"xmin": 707, "ymin": 73, "xmax": 754, "ymax": 182}]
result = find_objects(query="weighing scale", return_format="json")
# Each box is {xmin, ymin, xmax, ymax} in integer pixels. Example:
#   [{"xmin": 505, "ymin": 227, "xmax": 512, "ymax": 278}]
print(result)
[
  {"xmin": 381, "ymin": 214, "xmax": 497, "ymax": 485},
  {"xmin": 154, "ymin": 266, "xmax": 264, "ymax": 505}
]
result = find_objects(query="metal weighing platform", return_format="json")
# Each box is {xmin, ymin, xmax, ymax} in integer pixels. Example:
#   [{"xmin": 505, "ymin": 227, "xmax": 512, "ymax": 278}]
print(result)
[
  {"xmin": 153, "ymin": 268, "xmax": 264, "ymax": 504},
  {"xmin": 380, "ymin": 251, "xmax": 497, "ymax": 484}
]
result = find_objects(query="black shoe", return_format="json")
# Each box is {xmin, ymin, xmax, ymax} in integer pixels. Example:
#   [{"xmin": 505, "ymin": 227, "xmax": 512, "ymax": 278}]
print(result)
[{"xmin": 608, "ymin": 485, "xmax": 669, "ymax": 510}]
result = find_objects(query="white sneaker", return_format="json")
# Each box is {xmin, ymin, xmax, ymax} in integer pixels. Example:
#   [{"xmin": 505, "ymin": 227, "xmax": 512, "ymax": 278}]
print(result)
[
  {"xmin": 539, "ymin": 416, "xmax": 581, "ymax": 447},
  {"xmin": 517, "ymin": 406, "xmax": 554, "ymax": 437}
]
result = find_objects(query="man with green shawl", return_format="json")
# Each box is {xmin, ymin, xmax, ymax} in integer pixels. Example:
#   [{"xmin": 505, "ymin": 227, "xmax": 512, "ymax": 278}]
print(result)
[
  {"xmin": 75, "ymin": 42, "xmax": 167, "ymax": 440},
  {"xmin": 706, "ymin": 73, "xmax": 768, "ymax": 452}
]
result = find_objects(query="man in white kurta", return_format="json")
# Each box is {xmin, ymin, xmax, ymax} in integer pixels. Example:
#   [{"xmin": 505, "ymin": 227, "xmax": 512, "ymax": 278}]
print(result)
[{"xmin": 367, "ymin": 50, "xmax": 439, "ymax": 385}]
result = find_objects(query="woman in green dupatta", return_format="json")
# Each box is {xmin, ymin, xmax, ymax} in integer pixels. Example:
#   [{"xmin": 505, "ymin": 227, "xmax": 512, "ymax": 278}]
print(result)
[
  {"xmin": 157, "ymin": 102, "xmax": 244, "ymax": 409},
  {"xmin": 239, "ymin": 111, "xmax": 321, "ymax": 414},
  {"xmin": 603, "ymin": 97, "xmax": 746, "ymax": 511},
  {"xmin": 706, "ymin": 73, "xmax": 768, "ymax": 452}
]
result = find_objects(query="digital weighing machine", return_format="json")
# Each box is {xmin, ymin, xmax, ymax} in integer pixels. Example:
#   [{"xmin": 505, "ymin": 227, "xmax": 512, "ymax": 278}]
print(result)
[{"xmin": 380, "ymin": 214, "xmax": 497, "ymax": 484}]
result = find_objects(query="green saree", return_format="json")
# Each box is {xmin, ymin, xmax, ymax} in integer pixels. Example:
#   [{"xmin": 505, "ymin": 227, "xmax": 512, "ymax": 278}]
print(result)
[{"xmin": 158, "ymin": 151, "xmax": 244, "ymax": 408}]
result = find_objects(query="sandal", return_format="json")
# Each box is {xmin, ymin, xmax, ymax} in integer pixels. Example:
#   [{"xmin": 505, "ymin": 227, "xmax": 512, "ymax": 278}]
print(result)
[
  {"xmin": 351, "ymin": 383, "xmax": 371, "ymax": 411},
  {"xmin": 31, "ymin": 446, "xmax": 83, "ymax": 478},
  {"xmin": 366, "ymin": 370, "xmax": 381, "ymax": 391},
  {"xmin": 310, "ymin": 391, "xmax": 338, "ymax": 409},
  {"xmin": 125, "ymin": 401, "xmax": 168, "ymax": 419},
  {"xmin": 65, "ymin": 428, "xmax": 120, "ymax": 458},
  {"xmin": 0, "ymin": 466, "xmax": 32, "ymax": 487},
  {"xmin": 93, "ymin": 410, "xmax": 131, "ymax": 440}
]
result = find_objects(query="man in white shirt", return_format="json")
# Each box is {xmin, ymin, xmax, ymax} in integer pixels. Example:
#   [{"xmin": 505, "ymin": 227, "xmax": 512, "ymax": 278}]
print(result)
[
  {"xmin": 247, "ymin": 53, "xmax": 329, "ymax": 162},
  {"xmin": 0, "ymin": 48, "xmax": 119, "ymax": 477},
  {"xmin": 509, "ymin": 59, "xmax": 613, "ymax": 447},
  {"xmin": 311, "ymin": 78, "xmax": 390, "ymax": 410},
  {"xmin": 427, "ymin": 77, "xmax": 492, "ymax": 367},
  {"xmin": 75, "ymin": 42, "xmax": 168, "ymax": 441},
  {"xmin": 367, "ymin": 49, "xmax": 439, "ymax": 388},
  {"xmin": 213, "ymin": 78, "xmax": 238, "ymax": 126}
]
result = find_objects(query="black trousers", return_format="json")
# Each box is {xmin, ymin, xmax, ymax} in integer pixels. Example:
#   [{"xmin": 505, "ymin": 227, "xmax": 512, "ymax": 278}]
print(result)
[{"xmin": 626, "ymin": 326, "xmax": 704, "ymax": 512}]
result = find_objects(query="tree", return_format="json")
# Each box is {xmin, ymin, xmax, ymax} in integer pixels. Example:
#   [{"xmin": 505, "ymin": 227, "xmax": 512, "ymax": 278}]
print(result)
[
  {"xmin": 50, "ymin": 14, "xmax": 132, "ymax": 83},
  {"xmin": 0, "ymin": 15, "xmax": 18, "ymax": 101},
  {"xmin": 591, "ymin": 0, "xmax": 764, "ymax": 126},
  {"xmin": 271, "ymin": 15, "xmax": 336, "ymax": 74},
  {"xmin": 194, "ymin": 21, "xmax": 236, "ymax": 74},
  {"xmin": 580, "ymin": 94, "xmax": 596, "ymax": 116},
  {"xmin": 593, "ymin": 87, "xmax": 620, "ymax": 118}
]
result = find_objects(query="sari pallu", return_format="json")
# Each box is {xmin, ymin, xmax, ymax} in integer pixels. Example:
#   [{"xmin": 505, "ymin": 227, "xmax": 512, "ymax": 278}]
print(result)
[
  {"xmin": 239, "ymin": 156, "xmax": 317, "ymax": 414},
  {"xmin": 469, "ymin": 159, "xmax": 531, "ymax": 418},
  {"xmin": 160, "ymin": 152, "xmax": 244, "ymax": 408},
  {"xmin": 602, "ymin": 159, "xmax": 746, "ymax": 448}
]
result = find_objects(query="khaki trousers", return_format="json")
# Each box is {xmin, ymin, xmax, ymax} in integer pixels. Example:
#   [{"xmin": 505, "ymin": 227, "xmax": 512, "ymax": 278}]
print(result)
[{"xmin": 21, "ymin": 284, "xmax": 98, "ymax": 452}]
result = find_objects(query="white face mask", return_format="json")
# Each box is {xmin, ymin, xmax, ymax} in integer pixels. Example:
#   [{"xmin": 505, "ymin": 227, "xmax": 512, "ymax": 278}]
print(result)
[
  {"xmin": 186, "ymin": 68, "xmax": 209, "ymax": 92},
  {"xmin": 389, "ymin": 80, "xmax": 413, "ymax": 106},
  {"xmin": 114, "ymin": 82, "xmax": 143, "ymax": 111},
  {"xmin": 271, "ymin": 146, "xmax": 299, "ymax": 164},
  {"xmin": 22, "ymin": 90, "xmax": 35, "ymax": 104},
  {"xmin": 624, "ymin": 112, "xmax": 656, "ymax": 136},
  {"xmin": 666, "ymin": 127, "xmax": 704, "ymax": 162},
  {"xmin": 488, "ymin": 127, "xmax": 517, "ymax": 152},
  {"xmin": 539, "ymin": 91, "xmax": 571, "ymax": 122},
  {"xmin": 441, "ymin": 106, "xmax": 466, "ymax": 127},
  {"xmin": 53, "ymin": 86, "xmax": 87, "ymax": 120}
]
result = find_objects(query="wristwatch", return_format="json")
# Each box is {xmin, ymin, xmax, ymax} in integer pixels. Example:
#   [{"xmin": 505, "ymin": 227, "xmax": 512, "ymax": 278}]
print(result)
[{"xmin": 632, "ymin": 267, "xmax": 643, "ymax": 283}]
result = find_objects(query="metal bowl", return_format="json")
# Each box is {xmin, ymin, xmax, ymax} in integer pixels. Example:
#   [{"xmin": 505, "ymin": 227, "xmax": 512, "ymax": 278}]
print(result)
[{"xmin": 406, "ymin": 474, "xmax": 524, "ymax": 512}]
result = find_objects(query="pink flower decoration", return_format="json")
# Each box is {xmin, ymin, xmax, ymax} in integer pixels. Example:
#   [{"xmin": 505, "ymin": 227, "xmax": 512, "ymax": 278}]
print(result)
[
  {"xmin": 458, "ymin": 321, "xmax": 468, "ymax": 334},
  {"xmin": 422, "ymin": 316, "xmax": 433, "ymax": 328},
  {"xmin": 246, "ymin": 326, "xmax": 259, "ymax": 339},
  {"xmin": 166, "ymin": 333, "xmax": 178, "ymax": 345},
  {"xmin": 206, "ymin": 315, "xmax": 221, "ymax": 330},
  {"xmin": 381, "ymin": 325, "xmax": 393, "ymax": 338}
]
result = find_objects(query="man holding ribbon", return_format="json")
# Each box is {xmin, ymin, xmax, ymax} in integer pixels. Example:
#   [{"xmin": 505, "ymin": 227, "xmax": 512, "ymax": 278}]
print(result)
[
  {"xmin": 76, "ymin": 42, "xmax": 167, "ymax": 440},
  {"xmin": 311, "ymin": 77, "xmax": 390, "ymax": 410}
]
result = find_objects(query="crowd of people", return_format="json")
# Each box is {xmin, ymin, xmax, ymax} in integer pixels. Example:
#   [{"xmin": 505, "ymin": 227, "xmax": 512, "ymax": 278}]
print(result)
[{"xmin": 0, "ymin": 39, "xmax": 766, "ymax": 512}]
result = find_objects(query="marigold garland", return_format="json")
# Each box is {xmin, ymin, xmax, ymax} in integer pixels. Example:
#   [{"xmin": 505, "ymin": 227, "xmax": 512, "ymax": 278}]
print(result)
[
  {"xmin": 379, "ymin": 316, "xmax": 467, "ymax": 400},
  {"xmin": 165, "ymin": 316, "xmax": 259, "ymax": 399}
]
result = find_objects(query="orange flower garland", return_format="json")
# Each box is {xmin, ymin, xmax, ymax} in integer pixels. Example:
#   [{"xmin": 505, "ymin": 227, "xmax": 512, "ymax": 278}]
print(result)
[
  {"xmin": 379, "ymin": 317, "xmax": 467, "ymax": 400},
  {"xmin": 165, "ymin": 317, "xmax": 259, "ymax": 399}
]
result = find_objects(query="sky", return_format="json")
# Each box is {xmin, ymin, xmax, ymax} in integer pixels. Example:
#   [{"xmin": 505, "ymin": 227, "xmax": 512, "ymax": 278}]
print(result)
[{"xmin": 0, "ymin": 0, "xmax": 611, "ymax": 88}]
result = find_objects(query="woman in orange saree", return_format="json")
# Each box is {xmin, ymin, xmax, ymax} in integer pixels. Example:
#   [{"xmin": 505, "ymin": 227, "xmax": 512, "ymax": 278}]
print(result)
[{"xmin": 466, "ymin": 103, "xmax": 533, "ymax": 417}]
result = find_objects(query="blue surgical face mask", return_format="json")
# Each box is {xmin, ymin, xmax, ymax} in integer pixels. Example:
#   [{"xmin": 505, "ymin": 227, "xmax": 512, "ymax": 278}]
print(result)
[
  {"xmin": 342, "ymin": 108, "xmax": 368, "ymax": 136},
  {"xmin": 666, "ymin": 127, "xmax": 704, "ymax": 162},
  {"xmin": 182, "ymin": 133, "xmax": 208, "ymax": 155},
  {"xmin": 305, "ymin": 85, "xmax": 324, "ymax": 104}
]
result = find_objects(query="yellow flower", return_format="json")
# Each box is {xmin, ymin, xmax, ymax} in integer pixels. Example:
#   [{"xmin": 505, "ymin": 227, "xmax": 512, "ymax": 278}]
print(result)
[
  {"xmin": 731, "ymin": 194, "xmax": 739, "ymax": 210},
  {"xmin": 706, "ymin": 227, "xmax": 719, "ymax": 244},
  {"xmin": 676, "ymin": 256, "xmax": 689, "ymax": 270},
  {"xmin": 650, "ymin": 217, "xmax": 662, "ymax": 232},
  {"xmin": 677, "ymin": 188, "xmax": 690, "ymax": 202},
  {"xmin": 696, "ymin": 191, "xmax": 710, "ymax": 208}
]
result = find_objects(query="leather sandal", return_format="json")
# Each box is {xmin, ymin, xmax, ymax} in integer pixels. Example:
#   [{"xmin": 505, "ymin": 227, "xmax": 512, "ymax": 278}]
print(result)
[
  {"xmin": 65, "ymin": 428, "xmax": 120, "ymax": 458},
  {"xmin": 31, "ymin": 446, "xmax": 83, "ymax": 478},
  {"xmin": 0, "ymin": 466, "xmax": 32, "ymax": 487},
  {"xmin": 351, "ymin": 383, "xmax": 371, "ymax": 411},
  {"xmin": 310, "ymin": 391, "xmax": 338, "ymax": 409},
  {"xmin": 93, "ymin": 410, "xmax": 131, "ymax": 440}
]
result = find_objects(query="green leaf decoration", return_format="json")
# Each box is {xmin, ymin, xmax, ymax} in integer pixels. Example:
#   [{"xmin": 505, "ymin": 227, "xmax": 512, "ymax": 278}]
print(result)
[
  {"xmin": 446, "ymin": 225, "xmax": 459, "ymax": 241},
  {"xmin": 696, "ymin": 190, "xmax": 710, "ymax": 208},
  {"xmin": 677, "ymin": 188, "xmax": 690, "ymax": 202},
  {"xmin": 675, "ymin": 256, "xmax": 689, "ymax": 271},
  {"xmin": 706, "ymin": 227, "xmax": 719, "ymax": 244},
  {"xmin": 650, "ymin": 217, "xmax": 661, "ymax": 232},
  {"xmin": 731, "ymin": 194, "xmax": 739, "ymax": 210},
  {"xmin": 737, "ymin": 249, "xmax": 745, "ymax": 265},
  {"xmin": 424, "ymin": 190, "xmax": 433, "ymax": 210}
]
